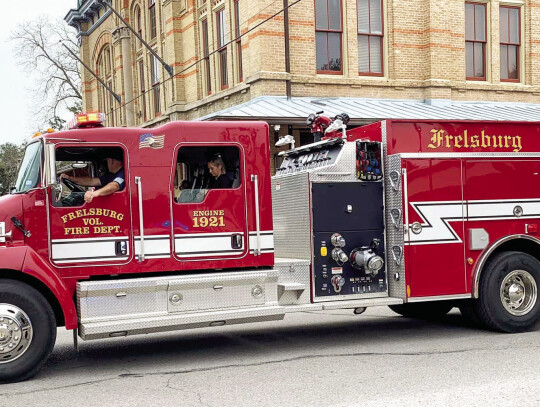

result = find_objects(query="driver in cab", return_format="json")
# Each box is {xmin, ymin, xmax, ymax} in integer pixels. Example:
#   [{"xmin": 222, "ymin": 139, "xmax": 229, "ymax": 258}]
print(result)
[{"xmin": 60, "ymin": 152, "xmax": 125, "ymax": 203}]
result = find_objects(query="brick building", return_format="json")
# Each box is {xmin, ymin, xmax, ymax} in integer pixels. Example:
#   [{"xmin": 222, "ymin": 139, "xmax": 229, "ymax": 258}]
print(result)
[{"xmin": 66, "ymin": 0, "xmax": 540, "ymax": 164}]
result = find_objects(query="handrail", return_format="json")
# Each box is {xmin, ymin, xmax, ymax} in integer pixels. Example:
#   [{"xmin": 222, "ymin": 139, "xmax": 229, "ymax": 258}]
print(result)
[
  {"xmin": 251, "ymin": 174, "xmax": 261, "ymax": 256},
  {"xmin": 135, "ymin": 177, "xmax": 145, "ymax": 262}
]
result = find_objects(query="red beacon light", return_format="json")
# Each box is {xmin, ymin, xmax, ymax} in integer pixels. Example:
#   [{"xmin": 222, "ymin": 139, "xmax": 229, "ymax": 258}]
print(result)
[{"xmin": 68, "ymin": 112, "xmax": 106, "ymax": 129}]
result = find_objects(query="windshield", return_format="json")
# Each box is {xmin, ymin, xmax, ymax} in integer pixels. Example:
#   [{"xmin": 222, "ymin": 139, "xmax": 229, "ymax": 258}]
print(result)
[{"xmin": 14, "ymin": 141, "xmax": 43, "ymax": 193}]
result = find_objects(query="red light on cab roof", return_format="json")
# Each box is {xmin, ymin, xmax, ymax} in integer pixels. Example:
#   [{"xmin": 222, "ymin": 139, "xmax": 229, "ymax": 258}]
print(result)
[{"xmin": 69, "ymin": 112, "xmax": 106, "ymax": 129}]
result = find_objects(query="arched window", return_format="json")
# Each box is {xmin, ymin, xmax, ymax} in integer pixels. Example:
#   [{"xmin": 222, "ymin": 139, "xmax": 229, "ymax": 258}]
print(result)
[
  {"xmin": 96, "ymin": 46, "xmax": 115, "ymax": 126},
  {"xmin": 149, "ymin": 0, "xmax": 157, "ymax": 40},
  {"xmin": 134, "ymin": 5, "xmax": 143, "ymax": 48}
]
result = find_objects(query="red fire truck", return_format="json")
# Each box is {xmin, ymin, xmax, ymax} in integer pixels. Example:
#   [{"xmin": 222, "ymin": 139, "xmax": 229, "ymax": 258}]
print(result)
[{"xmin": 0, "ymin": 113, "xmax": 538, "ymax": 382}]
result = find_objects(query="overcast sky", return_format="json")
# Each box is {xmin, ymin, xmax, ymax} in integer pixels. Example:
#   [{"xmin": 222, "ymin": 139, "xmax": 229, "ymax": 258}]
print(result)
[{"xmin": 0, "ymin": 0, "xmax": 77, "ymax": 145}]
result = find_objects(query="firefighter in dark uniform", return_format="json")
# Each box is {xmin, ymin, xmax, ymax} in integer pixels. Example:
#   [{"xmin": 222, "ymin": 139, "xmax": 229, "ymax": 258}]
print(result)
[{"xmin": 60, "ymin": 151, "xmax": 125, "ymax": 203}]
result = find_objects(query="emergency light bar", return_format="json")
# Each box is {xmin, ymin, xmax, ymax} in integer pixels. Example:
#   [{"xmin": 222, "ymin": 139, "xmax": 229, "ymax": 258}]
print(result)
[{"xmin": 68, "ymin": 112, "xmax": 106, "ymax": 129}]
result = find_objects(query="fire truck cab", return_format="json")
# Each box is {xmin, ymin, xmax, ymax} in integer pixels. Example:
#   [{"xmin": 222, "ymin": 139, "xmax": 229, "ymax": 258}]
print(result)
[{"xmin": 0, "ymin": 115, "xmax": 538, "ymax": 382}]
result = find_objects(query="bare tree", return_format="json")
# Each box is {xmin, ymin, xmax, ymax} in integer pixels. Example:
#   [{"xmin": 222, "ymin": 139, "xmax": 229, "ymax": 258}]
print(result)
[{"xmin": 10, "ymin": 18, "xmax": 82, "ymax": 130}]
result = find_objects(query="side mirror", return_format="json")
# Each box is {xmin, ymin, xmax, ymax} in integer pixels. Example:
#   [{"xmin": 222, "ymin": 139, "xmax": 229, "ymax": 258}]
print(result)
[{"xmin": 44, "ymin": 143, "xmax": 57, "ymax": 187}]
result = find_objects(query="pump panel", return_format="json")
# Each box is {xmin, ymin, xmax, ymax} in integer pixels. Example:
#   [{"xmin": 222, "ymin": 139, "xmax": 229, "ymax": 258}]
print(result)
[{"xmin": 311, "ymin": 182, "xmax": 387, "ymax": 299}]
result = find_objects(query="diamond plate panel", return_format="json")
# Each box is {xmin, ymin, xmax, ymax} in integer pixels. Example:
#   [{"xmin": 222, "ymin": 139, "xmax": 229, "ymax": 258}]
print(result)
[
  {"xmin": 271, "ymin": 172, "xmax": 311, "ymax": 259},
  {"xmin": 383, "ymin": 122, "xmax": 407, "ymax": 300},
  {"xmin": 167, "ymin": 271, "xmax": 278, "ymax": 312},
  {"xmin": 77, "ymin": 279, "xmax": 169, "ymax": 321},
  {"xmin": 79, "ymin": 306, "xmax": 286, "ymax": 340},
  {"xmin": 274, "ymin": 258, "xmax": 311, "ymax": 305},
  {"xmin": 78, "ymin": 270, "xmax": 278, "ymax": 324},
  {"xmin": 309, "ymin": 142, "xmax": 358, "ymax": 182}
]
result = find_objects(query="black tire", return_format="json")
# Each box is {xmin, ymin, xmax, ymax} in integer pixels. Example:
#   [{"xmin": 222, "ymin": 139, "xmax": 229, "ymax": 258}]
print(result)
[
  {"xmin": 388, "ymin": 301, "xmax": 454, "ymax": 319},
  {"xmin": 458, "ymin": 300, "xmax": 485, "ymax": 327},
  {"xmin": 0, "ymin": 280, "xmax": 57, "ymax": 383},
  {"xmin": 475, "ymin": 251, "xmax": 540, "ymax": 333}
]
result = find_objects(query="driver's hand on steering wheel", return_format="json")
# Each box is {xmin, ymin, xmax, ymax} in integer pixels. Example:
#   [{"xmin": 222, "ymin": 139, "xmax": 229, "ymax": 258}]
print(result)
[
  {"xmin": 84, "ymin": 190, "xmax": 98, "ymax": 203},
  {"xmin": 60, "ymin": 173, "xmax": 71, "ymax": 181}
]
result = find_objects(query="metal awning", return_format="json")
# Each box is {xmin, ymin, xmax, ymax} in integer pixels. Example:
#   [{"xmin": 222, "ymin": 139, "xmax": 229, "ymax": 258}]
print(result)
[{"xmin": 197, "ymin": 96, "xmax": 540, "ymax": 124}]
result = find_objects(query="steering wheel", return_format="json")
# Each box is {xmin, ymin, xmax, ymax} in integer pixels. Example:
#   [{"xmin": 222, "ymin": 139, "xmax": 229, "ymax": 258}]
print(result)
[{"xmin": 63, "ymin": 178, "xmax": 85, "ymax": 193}]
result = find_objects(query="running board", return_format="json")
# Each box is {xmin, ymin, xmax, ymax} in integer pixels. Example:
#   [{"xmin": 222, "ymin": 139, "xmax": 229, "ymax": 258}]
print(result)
[
  {"xmin": 79, "ymin": 297, "xmax": 403, "ymax": 340},
  {"xmin": 79, "ymin": 305, "xmax": 286, "ymax": 340}
]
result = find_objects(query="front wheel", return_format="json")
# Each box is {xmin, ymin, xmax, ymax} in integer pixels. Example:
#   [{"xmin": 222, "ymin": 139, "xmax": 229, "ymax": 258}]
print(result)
[
  {"xmin": 475, "ymin": 251, "xmax": 540, "ymax": 333},
  {"xmin": 0, "ymin": 280, "xmax": 57, "ymax": 382}
]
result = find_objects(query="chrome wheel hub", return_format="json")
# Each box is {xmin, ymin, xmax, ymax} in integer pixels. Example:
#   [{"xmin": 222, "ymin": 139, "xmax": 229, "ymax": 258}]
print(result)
[
  {"xmin": 0, "ymin": 304, "xmax": 33, "ymax": 364},
  {"xmin": 500, "ymin": 270, "xmax": 538, "ymax": 316}
]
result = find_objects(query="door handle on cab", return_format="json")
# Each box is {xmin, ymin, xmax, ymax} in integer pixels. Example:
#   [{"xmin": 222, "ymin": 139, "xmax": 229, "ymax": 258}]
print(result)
[{"xmin": 231, "ymin": 234, "xmax": 243, "ymax": 249}]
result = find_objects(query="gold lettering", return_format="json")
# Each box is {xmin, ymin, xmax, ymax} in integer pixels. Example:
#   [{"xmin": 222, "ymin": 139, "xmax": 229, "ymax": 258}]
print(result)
[
  {"xmin": 427, "ymin": 129, "xmax": 523, "ymax": 152},
  {"xmin": 89, "ymin": 208, "xmax": 96, "ymax": 216},
  {"xmin": 427, "ymin": 129, "xmax": 443, "ymax": 149},
  {"xmin": 481, "ymin": 131, "xmax": 490, "ymax": 148},
  {"xmin": 513, "ymin": 136, "xmax": 522, "ymax": 152},
  {"xmin": 117, "ymin": 213, "xmax": 124, "ymax": 221},
  {"xmin": 95, "ymin": 208, "xmax": 102, "ymax": 216},
  {"xmin": 445, "ymin": 134, "xmax": 453, "ymax": 148},
  {"xmin": 61, "ymin": 215, "xmax": 69, "ymax": 224},
  {"xmin": 67, "ymin": 212, "xmax": 76, "ymax": 221}
]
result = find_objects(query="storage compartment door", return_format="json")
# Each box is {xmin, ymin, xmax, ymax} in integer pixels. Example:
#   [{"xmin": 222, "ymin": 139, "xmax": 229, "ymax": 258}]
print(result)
[{"xmin": 404, "ymin": 159, "xmax": 466, "ymax": 297}]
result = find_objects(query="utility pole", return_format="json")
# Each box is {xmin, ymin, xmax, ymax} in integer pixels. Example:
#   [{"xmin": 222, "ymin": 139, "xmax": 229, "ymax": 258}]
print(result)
[{"xmin": 283, "ymin": 0, "xmax": 292, "ymax": 100}]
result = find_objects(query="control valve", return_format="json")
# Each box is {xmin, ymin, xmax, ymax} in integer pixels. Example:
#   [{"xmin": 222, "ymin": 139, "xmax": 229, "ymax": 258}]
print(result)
[{"xmin": 350, "ymin": 239, "xmax": 384, "ymax": 277}]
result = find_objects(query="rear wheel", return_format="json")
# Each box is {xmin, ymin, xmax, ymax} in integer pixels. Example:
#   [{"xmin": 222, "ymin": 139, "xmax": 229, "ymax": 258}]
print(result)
[
  {"xmin": 389, "ymin": 301, "xmax": 454, "ymax": 319},
  {"xmin": 0, "ymin": 280, "xmax": 56, "ymax": 382},
  {"xmin": 475, "ymin": 251, "xmax": 540, "ymax": 333},
  {"xmin": 458, "ymin": 300, "xmax": 484, "ymax": 327}
]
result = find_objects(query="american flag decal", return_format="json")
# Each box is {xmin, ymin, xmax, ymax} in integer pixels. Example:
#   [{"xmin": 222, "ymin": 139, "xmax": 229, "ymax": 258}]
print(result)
[{"xmin": 139, "ymin": 133, "xmax": 165, "ymax": 149}]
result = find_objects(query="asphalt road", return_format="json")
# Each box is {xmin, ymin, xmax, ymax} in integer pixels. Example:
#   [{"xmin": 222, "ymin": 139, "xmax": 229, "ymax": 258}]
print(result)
[{"xmin": 1, "ymin": 307, "xmax": 539, "ymax": 407}]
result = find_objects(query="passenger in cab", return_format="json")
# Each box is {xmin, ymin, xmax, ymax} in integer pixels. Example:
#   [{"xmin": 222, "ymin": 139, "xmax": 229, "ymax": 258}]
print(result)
[{"xmin": 208, "ymin": 155, "xmax": 232, "ymax": 189}]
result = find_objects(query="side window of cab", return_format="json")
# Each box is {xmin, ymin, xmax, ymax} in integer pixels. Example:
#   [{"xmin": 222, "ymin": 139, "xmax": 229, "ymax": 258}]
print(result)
[
  {"xmin": 174, "ymin": 146, "xmax": 241, "ymax": 203},
  {"xmin": 52, "ymin": 147, "xmax": 125, "ymax": 207}
]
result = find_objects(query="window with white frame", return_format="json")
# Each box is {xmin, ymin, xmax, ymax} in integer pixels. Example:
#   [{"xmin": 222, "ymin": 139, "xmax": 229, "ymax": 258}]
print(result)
[
  {"xmin": 500, "ymin": 5, "xmax": 520, "ymax": 82},
  {"xmin": 357, "ymin": 0, "xmax": 383, "ymax": 76},
  {"xmin": 216, "ymin": 8, "xmax": 228, "ymax": 89},
  {"xmin": 465, "ymin": 2, "xmax": 487, "ymax": 80}
]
